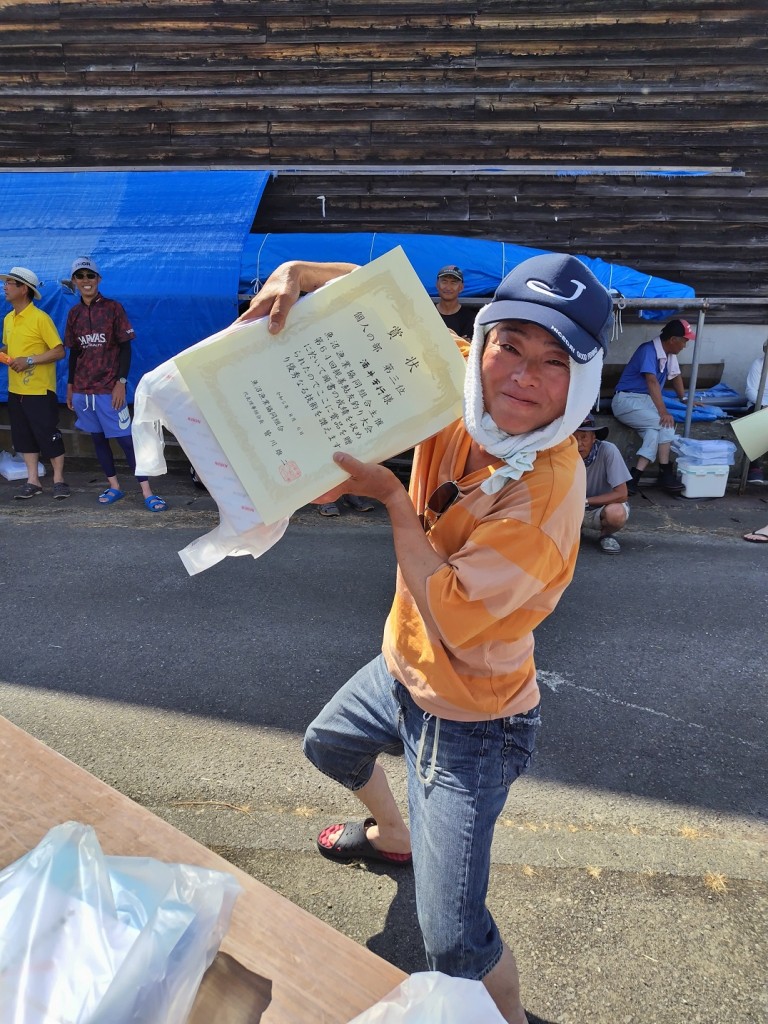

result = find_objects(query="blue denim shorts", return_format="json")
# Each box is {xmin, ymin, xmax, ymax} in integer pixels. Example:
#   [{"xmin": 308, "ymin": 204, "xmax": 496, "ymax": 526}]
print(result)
[{"xmin": 303, "ymin": 654, "xmax": 541, "ymax": 980}]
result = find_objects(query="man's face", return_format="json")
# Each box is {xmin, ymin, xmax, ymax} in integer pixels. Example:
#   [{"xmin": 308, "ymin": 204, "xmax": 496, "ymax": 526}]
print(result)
[
  {"xmin": 665, "ymin": 335, "xmax": 688, "ymax": 356},
  {"xmin": 3, "ymin": 278, "xmax": 28, "ymax": 304},
  {"xmin": 481, "ymin": 319, "xmax": 571, "ymax": 435},
  {"xmin": 437, "ymin": 274, "xmax": 463, "ymax": 302},
  {"xmin": 73, "ymin": 269, "xmax": 100, "ymax": 302},
  {"xmin": 574, "ymin": 429, "xmax": 596, "ymax": 460}
]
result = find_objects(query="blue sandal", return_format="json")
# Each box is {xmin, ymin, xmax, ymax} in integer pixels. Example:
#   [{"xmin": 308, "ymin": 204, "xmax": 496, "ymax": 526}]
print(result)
[
  {"xmin": 98, "ymin": 487, "xmax": 125, "ymax": 504},
  {"xmin": 144, "ymin": 495, "xmax": 168, "ymax": 512}
]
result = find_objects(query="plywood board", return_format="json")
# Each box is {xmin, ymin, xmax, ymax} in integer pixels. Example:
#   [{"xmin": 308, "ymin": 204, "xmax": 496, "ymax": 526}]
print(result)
[{"xmin": 0, "ymin": 716, "xmax": 405, "ymax": 1024}]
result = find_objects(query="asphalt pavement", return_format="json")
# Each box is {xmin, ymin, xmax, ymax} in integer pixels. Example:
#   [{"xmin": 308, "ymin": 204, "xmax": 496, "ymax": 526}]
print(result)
[{"xmin": 0, "ymin": 459, "xmax": 766, "ymax": 1024}]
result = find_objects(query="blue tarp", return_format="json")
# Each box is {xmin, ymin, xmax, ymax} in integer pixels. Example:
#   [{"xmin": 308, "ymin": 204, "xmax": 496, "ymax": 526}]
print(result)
[
  {"xmin": 663, "ymin": 397, "xmax": 730, "ymax": 422},
  {"xmin": 2, "ymin": 179, "xmax": 697, "ymax": 407},
  {"xmin": 241, "ymin": 232, "xmax": 695, "ymax": 321},
  {"xmin": 662, "ymin": 383, "xmax": 746, "ymax": 421},
  {"xmin": 1, "ymin": 170, "xmax": 269, "ymax": 402}
]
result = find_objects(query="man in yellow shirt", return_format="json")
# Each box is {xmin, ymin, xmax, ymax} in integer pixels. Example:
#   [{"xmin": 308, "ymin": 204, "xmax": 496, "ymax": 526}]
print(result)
[{"xmin": 1, "ymin": 266, "xmax": 69, "ymax": 498}]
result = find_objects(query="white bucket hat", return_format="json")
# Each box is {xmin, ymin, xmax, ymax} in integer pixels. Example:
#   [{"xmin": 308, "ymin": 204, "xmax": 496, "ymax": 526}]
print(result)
[{"xmin": 0, "ymin": 266, "xmax": 42, "ymax": 300}]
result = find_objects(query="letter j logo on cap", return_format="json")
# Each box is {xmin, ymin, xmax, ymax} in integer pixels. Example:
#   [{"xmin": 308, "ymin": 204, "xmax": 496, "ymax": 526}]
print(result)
[{"xmin": 527, "ymin": 278, "xmax": 587, "ymax": 302}]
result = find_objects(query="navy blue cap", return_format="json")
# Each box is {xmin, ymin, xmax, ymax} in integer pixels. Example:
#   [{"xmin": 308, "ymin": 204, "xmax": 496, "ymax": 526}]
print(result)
[{"xmin": 477, "ymin": 253, "xmax": 613, "ymax": 363}]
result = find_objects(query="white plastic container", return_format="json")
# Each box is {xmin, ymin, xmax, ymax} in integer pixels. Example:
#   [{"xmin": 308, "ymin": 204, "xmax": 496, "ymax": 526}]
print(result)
[
  {"xmin": 677, "ymin": 459, "xmax": 729, "ymax": 498},
  {"xmin": 671, "ymin": 437, "xmax": 736, "ymax": 466},
  {"xmin": 0, "ymin": 451, "xmax": 46, "ymax": 481}
]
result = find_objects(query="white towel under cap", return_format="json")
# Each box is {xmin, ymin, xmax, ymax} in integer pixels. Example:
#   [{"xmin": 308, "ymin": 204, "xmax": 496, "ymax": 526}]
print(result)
[{"xmin": 462, "ymin": 310, "xmax": 604, "ymax": 493}]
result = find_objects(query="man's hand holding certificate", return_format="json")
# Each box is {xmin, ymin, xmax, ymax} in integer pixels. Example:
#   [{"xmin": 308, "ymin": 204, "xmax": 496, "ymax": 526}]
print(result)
[{"xmin": 174, "ymin": 248, "xmax": 467, "ymax": 524}]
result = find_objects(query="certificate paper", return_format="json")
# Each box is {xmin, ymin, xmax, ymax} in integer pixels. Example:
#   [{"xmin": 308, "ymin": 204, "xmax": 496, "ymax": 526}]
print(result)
[
  {"xmin": 731, "ymin": 404, "xmax": 768, "ymax": 461},
  {"xmin": 175, "ymin": 247, "xmax": 467, "ymax": 524}
]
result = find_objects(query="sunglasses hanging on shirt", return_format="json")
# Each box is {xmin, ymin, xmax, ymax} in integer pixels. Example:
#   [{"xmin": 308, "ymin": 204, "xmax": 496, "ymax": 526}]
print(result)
[{"xmin": 421, "ymin": 480, "xmax": 460, "ymax": 532}]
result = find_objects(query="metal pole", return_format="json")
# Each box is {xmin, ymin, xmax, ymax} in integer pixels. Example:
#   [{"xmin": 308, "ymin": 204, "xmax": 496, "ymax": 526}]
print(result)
[
  {"xmin": 604, "ymin": 297, "xmax": 766, "ymax": 309},
  {"xmin": 683, "ymin": 310, "xmax": 707, "ymax": 438}
]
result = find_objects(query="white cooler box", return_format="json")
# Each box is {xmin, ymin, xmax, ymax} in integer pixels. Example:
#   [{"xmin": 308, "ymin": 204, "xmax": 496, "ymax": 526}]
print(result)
[{"xmin": 677, "ymin": 459, "xmax": 729, "ymax": 498}]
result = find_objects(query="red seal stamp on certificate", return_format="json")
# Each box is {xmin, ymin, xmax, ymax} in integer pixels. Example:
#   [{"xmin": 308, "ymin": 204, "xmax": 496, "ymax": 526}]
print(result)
[{"xmin": 279, "ymin": 461, "xmax": 302, "ymax": 482}]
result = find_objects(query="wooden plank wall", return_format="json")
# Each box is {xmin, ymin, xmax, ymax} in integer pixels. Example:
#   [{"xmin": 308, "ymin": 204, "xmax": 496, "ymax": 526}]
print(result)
[{"xmin": 1, "ymin": 0, "xmax": 766, "ymax": 310}]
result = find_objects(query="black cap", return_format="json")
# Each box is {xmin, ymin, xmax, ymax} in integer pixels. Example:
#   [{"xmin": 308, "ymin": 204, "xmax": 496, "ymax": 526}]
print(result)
[{"xmin": 437, "ymin": 265, "xmax": 464, "ymax": 282}]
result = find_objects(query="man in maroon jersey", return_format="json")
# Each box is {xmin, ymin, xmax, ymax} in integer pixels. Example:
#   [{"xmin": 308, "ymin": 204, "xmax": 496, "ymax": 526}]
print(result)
[{"xmin": 64, "ymin": 257, "xmax": 168, "ymax": 510}]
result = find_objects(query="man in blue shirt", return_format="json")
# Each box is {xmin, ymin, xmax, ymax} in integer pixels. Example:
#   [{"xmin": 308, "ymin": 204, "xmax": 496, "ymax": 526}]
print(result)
[{"xmin": 611, "ymin": 319, "xmax": 694, "ymax": 494}]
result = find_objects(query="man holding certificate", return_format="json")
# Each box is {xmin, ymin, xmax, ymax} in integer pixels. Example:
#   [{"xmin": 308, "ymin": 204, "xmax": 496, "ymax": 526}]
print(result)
[{"xmin": 240, "ymin": 253, "xmax": 613, "ymax": 1024}]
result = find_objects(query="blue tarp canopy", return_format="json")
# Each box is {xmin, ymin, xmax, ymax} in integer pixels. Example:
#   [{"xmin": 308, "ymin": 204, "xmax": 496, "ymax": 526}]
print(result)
[
  {"xmin": 2, "ymin": 175, "xmax": 696, "ymax": 405},
  {"xmin": 241, "ymin": 232, "xmax": 695, "ymax": 320},
  {"xmin": 1, "ymin": 170, "xmax": 269, "ymax": 401}
]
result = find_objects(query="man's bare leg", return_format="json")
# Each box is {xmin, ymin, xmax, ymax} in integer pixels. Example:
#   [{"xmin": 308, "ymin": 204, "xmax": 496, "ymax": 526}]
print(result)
[
  {"xmin": 50, "ymin": 453, "xmax": 65, "ymax": 485},
  {"xmin": 482, "ymin": 943, "xmax": 529, "ymax": 1024},
  {"xmin": 22, "ymin": 452, "xmax": 41, "ymax": 487},
  {"xmin": 600, "ymin": 503, "xmax": 628, "ymax": 538},
  {"xmin": 321, "ymin": 762, "xmax": 411, "ymax": 854}
]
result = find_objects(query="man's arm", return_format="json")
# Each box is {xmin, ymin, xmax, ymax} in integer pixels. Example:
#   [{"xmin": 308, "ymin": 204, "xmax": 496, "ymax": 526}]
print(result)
[
  {"xmin": 9, "ymin": 344, "xmax": 64, "ymax": 373},
  {"xmin": 235, "ymin": 261, "xmax": 359, "ymax": 331},
  {"xmin": 644, "ymin": 373, "xmax": 675, "ymax": 428},
  {"xmin": 745, "ymin": 359, "xmax": 760, "ymax": 407},
  {"xmin": 110, "ymin": 341, "xmax": 132, "ymax": 410},
  {"xmin": 666, "ymin": 372, "xmax": 704, "ymax": 408},
  {"xmin": 66, "ymin": 346, "xmax": 79, "ymax": 409},
  {"xmin": 67, "ymin": 345, "xmax": 80, "ymax": 384},
  {"xmin": 669, "ymin": 372, "xmax": 686, "ymax": 402},
  {"xmin": 586, "ymin": 482, "xmax": 629, "ymax": 507}
]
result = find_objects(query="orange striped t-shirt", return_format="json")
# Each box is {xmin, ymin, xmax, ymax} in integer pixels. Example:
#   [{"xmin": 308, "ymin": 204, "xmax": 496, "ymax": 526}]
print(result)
[{"xmin": 382, "ymin": 419, "xmax": 585, "ymax": 722}]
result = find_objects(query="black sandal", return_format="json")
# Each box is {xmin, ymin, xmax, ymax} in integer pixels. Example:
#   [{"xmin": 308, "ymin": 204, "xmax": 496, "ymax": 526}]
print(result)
[{"xmin": 316, "ymin": 817, "xmax": 412, "ymax": 866}]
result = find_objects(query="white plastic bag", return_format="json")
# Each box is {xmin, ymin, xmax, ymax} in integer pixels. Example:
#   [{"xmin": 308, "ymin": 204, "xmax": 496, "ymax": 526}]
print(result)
[
  {"xmin": 0, "ymin": 450, "xmax": 46, "ymax": 481},
  {"xmin": 131, "ymin": 324, "xmax": 289, "ymax": 575},
  {"xmin": 346, "ymin": 972, "xmax": 507, "ymax": 1024},
  {"xmin": 670, "ymin": 436, "xmax": 736, "ymax": 465},
  {"xmin": 0, "ymin": 821, "xmax": 242, "ymax": 1024}
]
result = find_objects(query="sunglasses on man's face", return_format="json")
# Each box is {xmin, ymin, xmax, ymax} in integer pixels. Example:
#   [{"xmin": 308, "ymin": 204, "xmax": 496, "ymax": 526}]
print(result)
[
  {"xmin": 73, "ymin": 271, "xmax": 97, "ymax": 280},
  {"xmin": 421, "ymin": 480, "xmax": 460, "ymax": 532}
]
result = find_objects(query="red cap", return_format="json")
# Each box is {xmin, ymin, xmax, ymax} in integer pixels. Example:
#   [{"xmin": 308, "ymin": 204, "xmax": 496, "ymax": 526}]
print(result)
[{"xmin": 663, "ymin": 318, "xmax": 696, "ymax": 342}]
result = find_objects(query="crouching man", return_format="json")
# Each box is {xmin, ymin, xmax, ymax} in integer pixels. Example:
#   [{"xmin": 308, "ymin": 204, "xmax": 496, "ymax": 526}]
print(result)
[{"xmin": 575, "ymin": 415, "xmax": 631, "ymax": 554}]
